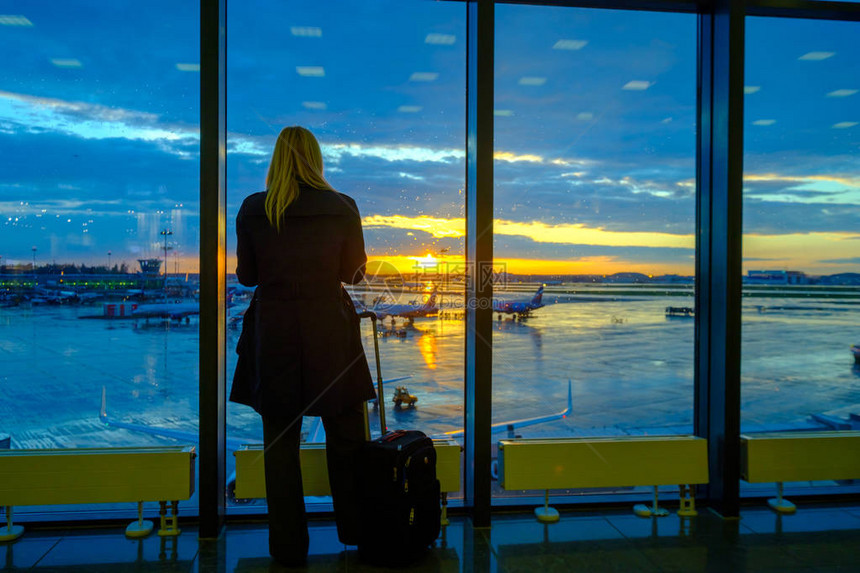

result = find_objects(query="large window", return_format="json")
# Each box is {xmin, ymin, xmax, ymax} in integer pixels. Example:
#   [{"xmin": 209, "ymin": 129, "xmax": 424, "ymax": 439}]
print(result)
[
  {"xmin": 225, "ymin": 0, "xmax": 466, "ymax": 510},
  {"xmin": 492, "ymin": 7, "xmax": 696, "ymax": 437},
  {"xmin": 742, "ymin": 17, "xmax": 860, "ymax": 488},
  {"xmin": 0, "ymin": 2, "xmax": 201, "ymax": 514},
  {"xmin": 491, "ymin": 4, "xmax": 696, "ymax": 501},
  {"xmin": 4, "ymin": 0, "xmax": 858, "ymax": 526}
]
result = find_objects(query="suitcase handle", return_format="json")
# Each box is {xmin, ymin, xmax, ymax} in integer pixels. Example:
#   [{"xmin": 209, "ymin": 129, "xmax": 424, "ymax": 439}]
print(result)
[
  {"xmin": 381, "ymin": 429, "xmax": 408, "ymax": 442},
  {"xmin": 358, "ymin": 309, "xmax": 387, "ymax": 437}
]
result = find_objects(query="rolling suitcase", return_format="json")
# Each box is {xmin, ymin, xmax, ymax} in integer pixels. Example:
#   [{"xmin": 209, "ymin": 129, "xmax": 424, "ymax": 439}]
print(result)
[{"xmin": 356, "ymin": 310, "xmax": 442, "ymax": 566}]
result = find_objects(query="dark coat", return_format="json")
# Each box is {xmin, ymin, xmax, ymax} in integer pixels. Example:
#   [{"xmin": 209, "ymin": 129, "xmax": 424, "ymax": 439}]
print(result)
[{"xmin": 229, "ymin": 186, "xmax": 375, "ymax": 420}]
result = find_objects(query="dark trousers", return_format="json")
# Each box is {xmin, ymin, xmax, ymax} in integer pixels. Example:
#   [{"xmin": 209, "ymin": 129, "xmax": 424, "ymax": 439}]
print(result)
[{"xmin": 262, "ymin": 403, "xmax": 366, "ymax": 561}]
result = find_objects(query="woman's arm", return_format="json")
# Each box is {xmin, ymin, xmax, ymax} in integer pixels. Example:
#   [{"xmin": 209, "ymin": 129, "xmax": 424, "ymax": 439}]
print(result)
[
  {"xmin": 235, "ymin": 204, "xmax": 259, "ymax": 287},
  {"xmin": 340, "ymin": 197, "xmax": 367, "ymax": 285}
]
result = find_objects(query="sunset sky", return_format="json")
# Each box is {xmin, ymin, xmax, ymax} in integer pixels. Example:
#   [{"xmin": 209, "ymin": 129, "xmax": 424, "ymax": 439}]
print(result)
[{"xmin": 0, "ymin": 2, "xmax": 857, "ymax": 278}]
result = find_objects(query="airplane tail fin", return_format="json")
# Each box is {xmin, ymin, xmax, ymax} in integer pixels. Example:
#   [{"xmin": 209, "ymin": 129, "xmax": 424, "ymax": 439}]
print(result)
[
  {"xmin": 531, "ymin": 285, "xmax": 545, "ymax": 306},
  {"xmin": 424, "ymin": 288, "xmax": 438, "ymax": 309},
  {"xmin": 562, "ymin": 379, "xmax": 573, "ymax": 418},
  {"xmin": 100, "ymin": 386, "xmax": 108, "ymax": 424}
]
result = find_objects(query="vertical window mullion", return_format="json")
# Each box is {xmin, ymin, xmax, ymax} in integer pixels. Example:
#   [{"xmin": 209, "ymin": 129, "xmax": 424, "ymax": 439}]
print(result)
[
  {"xmin": 695, "ymin": 0, "xmax": 744, "ymax": 518},
  {"xmin": 199, "ymin": 0, "xmax": 227, "ymax": 538},
  {"xmin": 465, "ymin": 0, "xmax": 494, "ymax": 528}
]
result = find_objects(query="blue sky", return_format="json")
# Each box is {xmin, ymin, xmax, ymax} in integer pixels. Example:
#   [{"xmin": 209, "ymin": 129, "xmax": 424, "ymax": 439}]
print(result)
[{"xmin": 0, "ymin": 1, "xmax": 857, "ymax": 276}]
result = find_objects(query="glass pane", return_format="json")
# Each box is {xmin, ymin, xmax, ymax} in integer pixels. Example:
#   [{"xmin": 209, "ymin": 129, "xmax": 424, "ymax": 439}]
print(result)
[
  {"xmin": 226, "ymin": 0, "xmax": 466, "ymax": 512},
  {"xmin": 742, "ymin": 18, "xmax": 860, "ymax": 493},
  {"xmin": 0, "ymin": 2, "xmax": 200, "ymax": 515},
  {"xmin": 493, "ymin": 5, "xmax": 697, "ymax": 501}
]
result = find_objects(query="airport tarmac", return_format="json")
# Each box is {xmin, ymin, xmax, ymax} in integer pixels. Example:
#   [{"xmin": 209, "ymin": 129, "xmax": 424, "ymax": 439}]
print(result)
[{"xmin": 2, "ymin": 289, "xmax": 858, "ymax": 452}]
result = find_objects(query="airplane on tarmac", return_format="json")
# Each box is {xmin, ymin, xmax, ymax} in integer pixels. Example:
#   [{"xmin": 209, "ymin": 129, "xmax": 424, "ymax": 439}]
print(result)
[
  {"xmin": 493, "ymin": 285, "xmax": 545, "ymax": 320},
  {"xmin": 372, "ymin": 288, "xmax": 439, "ymax": 323},
  {"xmin": 132, "ymin": 302, "xmax": 199, "ymax": 321},
  {"xmin": 30, "ymin": 287, "xmax": 79, "ymax": 305},
  {"xmin": 227, "ymin": 283, "xmax": 256, "ymax": 299}
]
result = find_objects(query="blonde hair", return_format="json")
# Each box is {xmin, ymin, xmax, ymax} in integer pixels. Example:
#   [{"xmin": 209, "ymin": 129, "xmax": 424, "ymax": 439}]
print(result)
[{"xmin": 264, "ymin": 126, "xmax": 334, "ymax": 230}]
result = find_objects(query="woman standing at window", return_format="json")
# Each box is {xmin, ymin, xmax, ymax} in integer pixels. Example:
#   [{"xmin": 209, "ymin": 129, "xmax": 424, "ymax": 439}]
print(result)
[{"xmin": 231, "ymin": 126, "xmax": 374, "ymax": 566}]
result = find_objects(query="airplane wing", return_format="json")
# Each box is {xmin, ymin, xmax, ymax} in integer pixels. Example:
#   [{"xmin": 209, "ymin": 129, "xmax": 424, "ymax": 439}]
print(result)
[
  {"xmin": 443, "ymin": 379, "xmax": 573, "ymax": 438},
  {"xmin": 101, "ymin": 374, "xmax": 560, "ymax": 447},
  {"xmin": 99, "ymin": 377, "xmax": 417, "ymax": 446},
  {"xmin": 100, "ymin": 387, "xmax": 249, "ymax": 450}
]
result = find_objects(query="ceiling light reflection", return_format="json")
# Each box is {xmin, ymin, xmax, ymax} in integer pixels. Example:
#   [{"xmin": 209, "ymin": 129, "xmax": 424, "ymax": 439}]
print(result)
[
  {"xmin": 518, "ymin": 77, "xmax": 546, "ymax": 86},
  {"xmin": 296, "ymin": 66, "xmax": 325, "ymax": 77},
  {"xmin": 290, "ymin": 26, "xmax": 321, "ymax": 37},
  {"xmin": 798, "ymin": 51, "xmax": 835, "ymax": 61},
  {"xmin": 50, "ymin": 58, "xmax": 82, "ymax": 68},
  {"xmin": 410, "ymin": 72, "xmax": 439, "ymax": 82},
  {"xmin": 0, "ymin": 15, "xmax": 33, "ymax": 26},
  {"xmin": 553, "ymin": 39, "xmax": 587, "ymax": 50},
  {"xmin": 622, "ymin": 81, "xmax": 652, "ymax": 91},
  {"xmin": 425, "ymin": 33, "xmax": 455, "ymax": 45}
]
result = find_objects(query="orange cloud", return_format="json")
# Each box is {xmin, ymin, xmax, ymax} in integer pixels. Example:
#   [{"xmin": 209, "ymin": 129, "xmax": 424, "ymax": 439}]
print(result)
[{"xmin": 363, "ymin": 214, "xmax": 693, "ymax": 249}]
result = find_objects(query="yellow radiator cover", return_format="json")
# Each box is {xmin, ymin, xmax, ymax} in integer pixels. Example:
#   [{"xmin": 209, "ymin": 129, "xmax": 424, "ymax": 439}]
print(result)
[
  {"xmin": 741, "ymin": 431, "xmax": 860, "ymax": 483},
  {"xmin": 233, "ymin": 439, "xmax": 461, "ymax": 499},
  {"xmin": 0, "ymin": 446, "xmax": 196, "ymax": 506},
  {"xmin": 498, "ymin": 436, "xmax": 708, "ymax": 490}
]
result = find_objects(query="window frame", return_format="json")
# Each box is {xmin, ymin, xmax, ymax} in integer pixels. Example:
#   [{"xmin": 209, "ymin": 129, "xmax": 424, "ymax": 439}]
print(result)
[{"xmin": 196, "ymin": 0, "xmax": 860, "ymax": 533}]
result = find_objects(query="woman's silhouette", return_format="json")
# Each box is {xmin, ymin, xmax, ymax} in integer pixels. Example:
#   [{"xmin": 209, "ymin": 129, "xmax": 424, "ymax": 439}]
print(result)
[{"xmin": 230, "ymin": 126, "xmax": 375, "ymax": 566}]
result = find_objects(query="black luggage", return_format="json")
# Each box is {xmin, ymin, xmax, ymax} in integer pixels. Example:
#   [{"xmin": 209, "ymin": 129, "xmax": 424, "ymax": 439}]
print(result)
[{"xmin": 356, "ymin": 311, "xmax": 442, "ymax": 566}]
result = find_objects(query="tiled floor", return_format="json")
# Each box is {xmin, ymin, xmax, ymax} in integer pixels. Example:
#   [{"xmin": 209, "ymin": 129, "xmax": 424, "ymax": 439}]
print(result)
[{"xmin": 3, "ymin": 503, "xmax": 860, "ymax": 572}]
